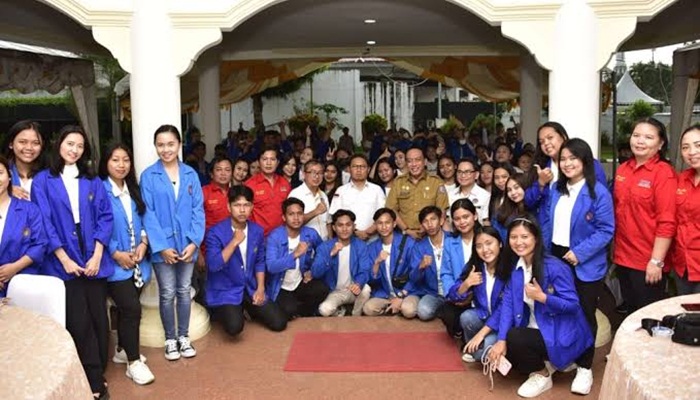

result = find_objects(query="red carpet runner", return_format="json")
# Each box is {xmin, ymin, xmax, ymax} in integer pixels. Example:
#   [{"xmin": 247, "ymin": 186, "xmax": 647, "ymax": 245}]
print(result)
[{"xmin": 284, "ymin": 331, "xmax": 465, "ymax": 372}]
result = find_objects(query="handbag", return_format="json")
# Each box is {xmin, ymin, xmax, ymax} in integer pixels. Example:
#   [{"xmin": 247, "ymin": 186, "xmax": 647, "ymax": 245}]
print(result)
[{"xmin": 641, "ymin": 313, "xmax": 700, "ymax": 346}]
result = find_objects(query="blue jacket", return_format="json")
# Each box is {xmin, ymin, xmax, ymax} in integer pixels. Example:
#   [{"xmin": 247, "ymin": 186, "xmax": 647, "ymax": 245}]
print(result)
[
  {"xmin": 366, "ymin": 233, "xmax": 415, "ymax": 299},
  {"xmin": 101, "ymin": 180, "xmax": 153, "ymax": 284},
  {"xmin": 543, "ymin": 181, "xmax": 614, "ymax": 282},
  {"xmin": 446, "ymin": 265, "xmax": 506, "ymax": 332},
  {"xmin": 265, "ymin": 225, "xmax": 322, "ymax": 301},
  {"xmin": 497, "ymin": 255, "xmax": 593, "ymax": 370},
  {"xmin": 32, "ymin": 170, "xmax": 114, "ymax": 281},
  {"xmin": 0, "ymin": 199, "xmax": 46, "ymax": 296},
  {"xmin": 442, "ymin": 234, "xmax": 472, "ymax": 301},
  {"xmin": 205, "ymin": 220, "xmax": 266, "ymax": 306},
  {"xmin": 311, "ymin": 237, "xmax": 370, "ymax": 290},
  {"xmin": 141, "ymin": 161, "xmax": 205, "ymax": 263},
  {"xmin": 408, "ymin": 233, "xmax": 451, "ymax": 297},
  {"xmin": 525, "ymin": 158, "xmax": 607, "ymax": 226}
]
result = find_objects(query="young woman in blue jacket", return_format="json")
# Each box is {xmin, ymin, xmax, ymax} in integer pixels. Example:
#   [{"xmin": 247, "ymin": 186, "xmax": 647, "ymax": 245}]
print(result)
[
  {"xmin": 141, "ymin": 125, "xmax": 205, "ymax": 361},
  {"xmin": 542, "ymin": 138, "xmax": 614, "ymax": 395},
  {"xmin": 487, "ymin": 217, "xmax": 593, "ymax": 398},
  {"xmin": 441, "ymin": 198, "xmax": 480, "ymax": 341},
  {"xmin": 447, "ymin": 225, "xmax": 506, "ymax": 364},
  {"xmin": 1, "ymin": 119, "xmax": 45, "ymax": 199},
  {"xmin": 0, "ymin": 156, "xmax": 46, "ymax": 297},
  {"xmin": 32, "ymin": 125, "xmax": 114, "ymax": 399},
  {"xmin": 98, "ymin": 143, "xmax": 155, "ymax": 385}
]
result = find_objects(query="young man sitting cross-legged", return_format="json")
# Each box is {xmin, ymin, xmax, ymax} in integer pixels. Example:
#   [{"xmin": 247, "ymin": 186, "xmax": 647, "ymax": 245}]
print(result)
[
  {"xmin": 265, "ymin": 197, "xmax": 330, "ymax": 320},
  {"xmin": 204, "ymin": 185, "xmax": 287, "ymax": 337},
  {"xmin": 311, "ymin": 209, "xmax": 371, "ymax": 317}
]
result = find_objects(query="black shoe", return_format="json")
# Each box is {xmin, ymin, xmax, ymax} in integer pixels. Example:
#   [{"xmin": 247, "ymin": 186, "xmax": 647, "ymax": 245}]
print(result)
[{"xmin": 615, "ymin": 303, "xmax": 629, "ymax": 314}]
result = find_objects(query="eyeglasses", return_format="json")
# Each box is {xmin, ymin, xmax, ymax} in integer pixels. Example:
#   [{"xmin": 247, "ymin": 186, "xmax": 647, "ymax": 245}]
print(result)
[{"xmin": 456, "ymin": 170, "xmax": 476, "ymax": 175}]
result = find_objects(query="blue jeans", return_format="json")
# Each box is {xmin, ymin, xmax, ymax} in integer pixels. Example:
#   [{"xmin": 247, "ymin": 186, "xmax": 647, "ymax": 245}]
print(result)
[
  {"xmin": 417, "ymin": 294, "xmax": 445, "ymax": 321},
  {"xmin": 675, "ymin": 275, "xmax": 700, "ymax": 295},
  {"xmin": 154, "ymin": 261, "xmax": 194, "ymax": 340},
  {"xmin": 460, "ymin": 309, "xmax": 498, "ymax": 362}
]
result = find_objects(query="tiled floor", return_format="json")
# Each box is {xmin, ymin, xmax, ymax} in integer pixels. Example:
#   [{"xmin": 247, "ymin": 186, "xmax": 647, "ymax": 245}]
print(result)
[{"xmin": 105, "ymin": 316, "xmax": 608, "ymax": 400}]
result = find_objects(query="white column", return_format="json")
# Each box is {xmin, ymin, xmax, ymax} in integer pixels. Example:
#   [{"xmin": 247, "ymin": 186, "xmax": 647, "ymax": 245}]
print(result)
[
  {"xmin": 198, "ymin": 51, "xmax": 222, "ymax": 160},
  {"xmin": 519, "ymin": 53, "xmax": 543, "ymax": 146},
  {"xmin": 548, "ymin": 0, "xmax": 601, "ymax": 156},
  {"xmin": 130, "ymin": 0, "xmax": 182, "ymax": 175}
]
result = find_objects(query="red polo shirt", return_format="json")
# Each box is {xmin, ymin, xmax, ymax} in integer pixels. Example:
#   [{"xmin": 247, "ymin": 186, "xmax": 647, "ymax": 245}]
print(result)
[
  {"xmin": 202, "ymin": 183, "xmax": 230, "ymax": 230},
  {"xmin": 672, "ymin": 168, "xmax": 700, "ymax": 281},
  {"xmin": 613, "ymin": 155, "xmax": 677, "ymax": 272},
  {"xmin": 245, "ymin": 173, "xmax": 291, "ymax": 236}
]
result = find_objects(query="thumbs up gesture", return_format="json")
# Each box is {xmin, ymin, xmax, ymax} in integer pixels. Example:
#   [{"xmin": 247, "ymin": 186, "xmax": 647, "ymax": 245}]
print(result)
[
  {"xmin": 535, "ymin": 164, "xmax": 553, "ymax": 187},
  {"xmin": 465, "ymin": 265, "xmax": 483, "ymax": 288}
]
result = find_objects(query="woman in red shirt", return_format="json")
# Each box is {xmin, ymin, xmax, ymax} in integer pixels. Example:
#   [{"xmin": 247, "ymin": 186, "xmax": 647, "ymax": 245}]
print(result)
[
  {"xmin": 613, "ymin": 117, "xmax": 677, "ymax": 312},
  {"xmin": 673, "ymin": 124, "xmax": 700, "ymax": 294}
]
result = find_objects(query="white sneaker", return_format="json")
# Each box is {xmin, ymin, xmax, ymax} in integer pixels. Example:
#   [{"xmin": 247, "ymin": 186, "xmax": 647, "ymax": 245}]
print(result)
[
  {"xmin": 178, "ymin": 336, "xmax": 197, "ymax": 358},
  {"xmin": 164, "ymin": 339, "xmax": 180, "ymax": 361},
  {"xmin": 461, "ymin": 353, "xmax": 476, "ymax": 363},
  {"xmin": 561, "ymin": 362, "xmax": 578, "ymax": 373},
  {"xmin": 112, "ymin": 347, "xmax": 147, "ymax": 364},
  {"xmin": 517, "ymin": 372, "xmax": 553, "ymax": 398},
  {"xmin": 126, "ymin": 360, "xmax": 155, "ymax": 385},
  {"xmin": 571, "ymin": 367, "xmax": 593, "ymax": 395},
  {"xmin": 333, "ymin": 308, "xmax": 346, "ymax": 317}
]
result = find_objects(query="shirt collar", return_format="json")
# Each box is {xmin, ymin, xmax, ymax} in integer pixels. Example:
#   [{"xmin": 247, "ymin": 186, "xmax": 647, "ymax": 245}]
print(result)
[
  {"xmin": 108, "ymin": 177, "xmax": 130, "ymax": 198},
  {"xmin": 515, "ymin": 256, "xmax": 530, "ymax": 272},
  {"xmin": 62, "ymin": 163, "xmax": 79, "ymax": 178},
  {"xmin": 566, "ymin": 178, "xmax": 586, "ymax": 193},
  {"xmin": 350, "ymin": 180, "xmax": 368, "ymax": 189},
  {"xmin": 630, "ymin": 153, "xmax": 661, "ymax": 171}
]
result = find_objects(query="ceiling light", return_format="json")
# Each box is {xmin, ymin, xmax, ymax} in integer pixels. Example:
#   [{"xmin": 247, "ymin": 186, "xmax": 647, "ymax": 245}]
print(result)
[
  {"xmin": 367, "ymin": 40, "xmax": 376, "ymax": 45},
  {"xmin": 364, "ymin": 19, "xmax": 376, "ymax": 24}
]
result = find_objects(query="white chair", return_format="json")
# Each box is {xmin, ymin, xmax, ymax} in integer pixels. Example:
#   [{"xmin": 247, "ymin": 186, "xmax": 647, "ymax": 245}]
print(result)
[{"xmin": 7, "ymin": 274, "xmax": 66, "ymax": 327}]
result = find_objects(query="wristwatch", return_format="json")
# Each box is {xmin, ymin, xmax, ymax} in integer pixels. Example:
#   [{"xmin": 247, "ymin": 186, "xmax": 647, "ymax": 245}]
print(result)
[{"xmin": 650, "ymin": 258, "xmax": 665, "ymax": 268}]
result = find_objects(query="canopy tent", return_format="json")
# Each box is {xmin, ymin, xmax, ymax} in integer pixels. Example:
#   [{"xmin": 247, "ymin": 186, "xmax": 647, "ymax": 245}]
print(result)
[
  {"xmin": 0, "ymin": 45, "xmax": 99, "ymax": 157},
  {"xmin": 614, "ymin": 70, "xmax": 663, "ymax": 106}
]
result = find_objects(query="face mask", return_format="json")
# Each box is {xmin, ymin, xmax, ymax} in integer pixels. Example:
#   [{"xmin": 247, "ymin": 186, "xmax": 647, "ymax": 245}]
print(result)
[{"xmin": 459, "ymin": 139, "xmax": 467, "ymax": 145}]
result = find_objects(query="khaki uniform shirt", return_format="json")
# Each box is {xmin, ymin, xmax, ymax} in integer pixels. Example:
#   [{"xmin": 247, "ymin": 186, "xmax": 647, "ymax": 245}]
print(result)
[{"xmin": 385, "ymin": 172, "xmax": 449, "ymax": 230}]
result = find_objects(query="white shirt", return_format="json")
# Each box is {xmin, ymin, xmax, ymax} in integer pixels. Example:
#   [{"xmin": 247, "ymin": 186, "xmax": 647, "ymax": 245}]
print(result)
[
  {"xmin": 382, "ymin": 243, "xmax": 394, "ymax": 293},
  {"xmin": 430, "ymin": 236, "xmax": 444, "ymax": 296},
  {"xmin": 109, "ymin": 178, "xmax": 136, "ymax": 249},
  {"xmin": 281, "ymin": 235, "xmax": 303, "ymax": 291},
  {"xmin": 234, "ymin": 224, "xmax": 249, "ymax": 271},
  {"xmin": 550, "ymin": 163, "xmax": 559, "ymax": 189},
  {"xmin": 516, "ymin": 257, "xmax": 539, "ymax": 330},
  {"xmin": 485, "ymin": 269, "xmax": 496, "ymax": 314},
  {"xmin": 61, "ymin": 164, "xmax": 80, "ymax": 223},
  {"xmin": 0, "ymin": 198, "xmax": 11, "ymax": 246},
  {"xmin": 288, "ymin": 183, "xmax": 330, "ymax": 240},
  {"xmin": 19, "ymin": 177, "xmax": 33, "ymax": 196},
  {"xmin": 552, "ymin": 179, "xmax": 585, "ymax": 247},
  {"xmin": 461, "ymin": 238, "xmax": 473, "ymax": 268},
  {"xmin": 336, "ymin": 244, "xmax": 352, "ymax": 290},
  {"xmin": 448, "ymin": 184, "xmax": 491, "ymax": 223},
  {"xmin": 329, "ymin": 180, "xmax": 386, "ymax": 232},
  {"xmin": 426, "ymin": 160, "xmax": 438, "ymax": 175},
  {"xmin": 444, "ymin": 182, "xmax": 457, "ymax": 195}
]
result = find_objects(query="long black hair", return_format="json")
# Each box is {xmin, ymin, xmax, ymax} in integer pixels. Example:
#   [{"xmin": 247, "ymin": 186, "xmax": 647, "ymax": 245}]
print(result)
[
  {"xmin": 488, "ymin": 162, "xmax": 516, "ymax": 219},
  {"xmin": 98, "ymin": 143, "xmax": 146, "ymax": 215},
  {"xmin": 496, "ymin": 173, "xmax": 529, "ymax": 225},
  {"xmin": 534, "ymin": 121, "xmax": 569, "ymax": 169},
  {"xmin": 2, "ymin": 120, "xmax": 46, "ymax": 179},
  {"xmin": 461, "ymin": 225, "xmax": 503, "ymax": 279},
  {"xmin": 556, "ymin": 138, "xmax": 597, "ymax": 199},
  {"xmin": 0, "ymin": 155, "xmax": 14, "ymax": 197},
  {"xmin": 49, "ymin": 125, "xmax": 94, "ymax": 178},
  {"xmin": 631, "ymin": 117, "xmax": 670, "ymax": 163},
  {"xmin": 499, "ymin": 215, "xmax": 545, "ymax": 283},
  {"xmin": 450, "ymin": 197, "xmax": 481, "ymax": 238}
]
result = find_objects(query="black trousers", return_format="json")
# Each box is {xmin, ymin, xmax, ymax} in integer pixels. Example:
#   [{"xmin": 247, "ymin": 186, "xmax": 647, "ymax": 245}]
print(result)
[
  {"xmin": 107, "ymin": 279, "xmax": 142, "ymax": 362},
  {"xmin": 211, "ymin": 294, "xmax": 287, "ymax": 337},
  {"xmin": 551, "ymin": 244, "xmax": 601, "ymax": 369},
  {"xmin": 439, "ymin": 302, "xmax": 470, "ymax": 339},
  {"xmin": 276, "ymin": 279, "xmax": 330, "ymax": 320},
  {"xmin": 617, "ymin": 265, "xmax": 666, "ymax": 313},
  {"xmin": 506, "ymin": 327, "xmax": 548, "ymax": 375},
  {"xmin": 65, "ymin": 278, "xmax": 108, "ymax": 394}
]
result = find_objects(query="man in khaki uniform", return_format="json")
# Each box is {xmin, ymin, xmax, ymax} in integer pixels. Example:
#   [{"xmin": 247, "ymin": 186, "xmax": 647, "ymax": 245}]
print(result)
[{"xmin": 385, "ymin": 147, "xmax": 449, "ymax": 240}]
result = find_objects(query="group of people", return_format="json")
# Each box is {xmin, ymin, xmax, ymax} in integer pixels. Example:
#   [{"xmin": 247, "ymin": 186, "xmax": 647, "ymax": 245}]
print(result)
[{"xmin": 1, "ymin": 115, "xmax": 698, "ymax": 399}]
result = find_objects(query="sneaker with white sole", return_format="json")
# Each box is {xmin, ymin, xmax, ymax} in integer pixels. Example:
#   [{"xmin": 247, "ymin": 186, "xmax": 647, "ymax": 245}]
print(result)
[
  {"xmin": 164, "ymin": 339, "xmax": 180, "ymax": 361},
  {"xmin": 126, "ymin": 360, "xmax": 155, "ymax": 385},
  {"xmin": 178, "ymin": 336, "xmax": 197, "ymax": 358},
  {"xmin": 571, "ymin": 367, "xmax": 593, "ymax": 395},
  {"xmin": 112, "ymin": 347, "xmax": 147, "ymax": 364},
  {"xmin": 517, "ymin": 372, "xmax": 553, "ymax": 398},
  {"xmin": 461, "ymin": 353, "xmax": 476, "ymax": 363}
]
